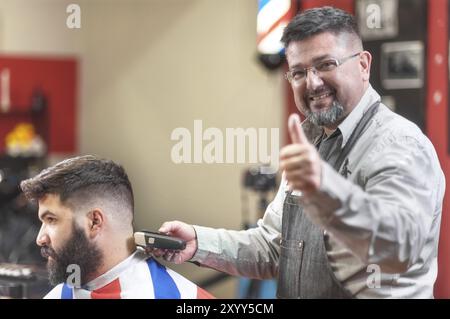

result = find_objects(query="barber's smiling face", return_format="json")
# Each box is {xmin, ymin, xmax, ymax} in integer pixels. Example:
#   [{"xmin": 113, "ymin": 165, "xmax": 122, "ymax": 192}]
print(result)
[{"xmin": 286, "ymin": 32, "xmax": 370, "ymax": 128}]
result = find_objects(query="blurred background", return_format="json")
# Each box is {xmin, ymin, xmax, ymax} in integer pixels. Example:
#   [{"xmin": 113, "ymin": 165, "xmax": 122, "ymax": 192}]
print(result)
[{"xmin": 0, "ymin": 0, "xmax": 448, "ymax": 299}]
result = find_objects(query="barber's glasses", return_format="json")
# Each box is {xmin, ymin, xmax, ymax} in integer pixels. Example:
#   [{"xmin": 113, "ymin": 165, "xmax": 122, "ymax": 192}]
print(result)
[{"xmin": 285, "ymin": 52, "xmax": 361, "ymax": 84}]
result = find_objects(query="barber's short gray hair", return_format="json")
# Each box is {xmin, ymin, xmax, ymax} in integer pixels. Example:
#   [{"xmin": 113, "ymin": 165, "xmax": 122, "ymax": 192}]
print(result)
[{"xmin": 281, "ymin": 6, "xmax": 361, "ymax": 48}]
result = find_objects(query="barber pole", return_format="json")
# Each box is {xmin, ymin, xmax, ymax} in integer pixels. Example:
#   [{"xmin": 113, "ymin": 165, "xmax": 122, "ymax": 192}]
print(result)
[{"xmin": 257, "ymin": 0, "xmax": 297, "ymax": 55}]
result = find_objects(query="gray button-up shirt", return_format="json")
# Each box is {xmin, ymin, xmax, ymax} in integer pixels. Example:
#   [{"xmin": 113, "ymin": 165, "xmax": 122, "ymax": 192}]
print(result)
[{"xmin": 192, "ymin": 85, "xmax": 446, "ymax": 298}]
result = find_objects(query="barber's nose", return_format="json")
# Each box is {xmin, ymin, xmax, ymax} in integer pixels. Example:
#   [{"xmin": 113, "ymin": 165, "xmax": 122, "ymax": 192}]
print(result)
[
  {"xmin": 36, "ymin": 225, "xmax": 50, "ymax": 247},
  {"xmin": 305, "ymin": 69, "xmax": 324, "ymax": 90}
]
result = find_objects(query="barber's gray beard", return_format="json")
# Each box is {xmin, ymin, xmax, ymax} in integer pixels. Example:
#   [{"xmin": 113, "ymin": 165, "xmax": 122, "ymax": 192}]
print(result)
[{"xmin": 306, "ymin": 100, "xmax": 345, "ymax": 127}]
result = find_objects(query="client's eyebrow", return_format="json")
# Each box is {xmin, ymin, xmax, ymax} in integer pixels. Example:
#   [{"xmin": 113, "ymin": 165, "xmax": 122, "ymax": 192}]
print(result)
[{"xmin": 39, "ymin": 210, "xmax": 56, "ymax": 221}]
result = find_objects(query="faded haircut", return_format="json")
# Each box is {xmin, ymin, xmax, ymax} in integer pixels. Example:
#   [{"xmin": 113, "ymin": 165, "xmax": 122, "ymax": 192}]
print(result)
[{"xmin": 20, "ymin": 155, "xmax": 134, "ymax": 225}]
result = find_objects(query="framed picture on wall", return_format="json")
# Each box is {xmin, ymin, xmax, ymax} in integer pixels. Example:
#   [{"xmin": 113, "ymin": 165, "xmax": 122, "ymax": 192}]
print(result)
[
  {"xmin": 381, "ymin": 41, "xmax": 424, "ymax": 90},
  {"xmin": 356, "ymin": 0, "xmax": 399, "ymax": 41}
]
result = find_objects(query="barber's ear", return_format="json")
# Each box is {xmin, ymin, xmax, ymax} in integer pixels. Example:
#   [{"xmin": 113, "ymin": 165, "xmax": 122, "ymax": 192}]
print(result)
[
  {"xmin": 86, "ymin": 209, "xmax": 104, "ymax": 237},
  {"xmin": 359, "ymin": 51, "xmax": 372, "ymax": 81}
]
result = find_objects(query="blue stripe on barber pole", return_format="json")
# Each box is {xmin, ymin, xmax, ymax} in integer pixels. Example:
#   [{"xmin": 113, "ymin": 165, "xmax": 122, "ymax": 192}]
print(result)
[
  {"xmin": 61, "ymin": 283, "xmax": 73, "ymax": 299},
  {"xmin": 146, "ymin": 258, "xmax": 181, "ymax": 299},
  {"xmin": 257, "ymin": 0, "xmax": 294, "ymax": 54}
]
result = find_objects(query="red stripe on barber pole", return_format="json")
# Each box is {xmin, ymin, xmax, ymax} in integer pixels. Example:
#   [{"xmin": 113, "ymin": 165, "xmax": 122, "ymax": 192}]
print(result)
[{"xmin": 257, "ymin": 0, "xmax": 297, "ymax": 54}]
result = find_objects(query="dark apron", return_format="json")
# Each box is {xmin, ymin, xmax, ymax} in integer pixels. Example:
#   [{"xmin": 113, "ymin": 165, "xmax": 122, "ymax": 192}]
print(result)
[{"xmin": 277, "ymin": 101, "xmax": 380, "ymax": 299}]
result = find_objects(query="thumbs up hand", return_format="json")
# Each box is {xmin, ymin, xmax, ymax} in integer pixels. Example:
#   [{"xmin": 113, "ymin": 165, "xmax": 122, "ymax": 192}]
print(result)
[{"xmin": 280, "ymin": 114, "xmax": 322, "ymax": 196}]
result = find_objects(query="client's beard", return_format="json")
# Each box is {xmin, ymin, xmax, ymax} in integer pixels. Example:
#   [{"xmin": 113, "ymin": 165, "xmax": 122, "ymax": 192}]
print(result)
[{"xmin": 41, "ymin": 222, "xmax": 103, "ymax": 286}]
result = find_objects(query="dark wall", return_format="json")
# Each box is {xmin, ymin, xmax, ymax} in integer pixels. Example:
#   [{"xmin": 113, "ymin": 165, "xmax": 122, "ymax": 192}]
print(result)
[{"xmin": 359, "ymin": 0, "xmax": 427, "ymax": 131}]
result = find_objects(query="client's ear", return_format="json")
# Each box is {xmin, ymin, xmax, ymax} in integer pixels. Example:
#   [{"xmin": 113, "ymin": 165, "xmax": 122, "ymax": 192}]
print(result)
[{"xmin": 86, "ymin": 209, "xmax": 104, "ymax": 237}]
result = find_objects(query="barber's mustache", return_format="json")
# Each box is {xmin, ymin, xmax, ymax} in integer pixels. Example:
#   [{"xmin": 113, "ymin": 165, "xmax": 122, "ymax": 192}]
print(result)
[
  {"xmin": 304, "ymin": 86, "xmax": 336, "ymax": 100},
  {"xmin": 41, "ymin": 246, "xmax": 58, "ymax": 260}
]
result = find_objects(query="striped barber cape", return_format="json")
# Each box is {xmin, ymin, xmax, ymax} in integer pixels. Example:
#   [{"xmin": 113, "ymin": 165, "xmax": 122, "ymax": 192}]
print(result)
[{"xmin": 44, "ymin": 251, "xmax": 214, "ymax": 299}]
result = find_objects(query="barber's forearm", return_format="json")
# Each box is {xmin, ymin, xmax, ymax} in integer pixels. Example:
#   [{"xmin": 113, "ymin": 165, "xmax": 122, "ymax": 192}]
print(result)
[{"xmin": 192, "ymin": 225, "xmax": 279, "ymax": 279}]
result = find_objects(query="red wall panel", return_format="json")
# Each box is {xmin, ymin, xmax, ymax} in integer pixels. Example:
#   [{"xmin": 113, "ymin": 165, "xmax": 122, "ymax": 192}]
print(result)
[
  {"xmin": 301, "ymin": 0, "xmax": 354, "ymax": 12},
  {"xmin": 0, "ymin": 55, "xmax": 78, "ymax": 154},
  {"xmin": 427, "ymin": 0, "xmax": 449, "ymax": 299}
]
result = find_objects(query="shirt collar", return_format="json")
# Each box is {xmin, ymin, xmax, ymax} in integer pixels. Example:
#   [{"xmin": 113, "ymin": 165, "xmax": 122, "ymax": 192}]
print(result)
[{"xmin": 338, "ymin": 85, "xmax": 380, "ymax": 148}]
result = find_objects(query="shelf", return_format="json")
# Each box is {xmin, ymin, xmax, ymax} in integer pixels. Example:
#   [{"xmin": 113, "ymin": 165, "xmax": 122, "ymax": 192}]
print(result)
[{"xmin": 0, "ymin": 107, "xmax": 45, "ymax": 117}]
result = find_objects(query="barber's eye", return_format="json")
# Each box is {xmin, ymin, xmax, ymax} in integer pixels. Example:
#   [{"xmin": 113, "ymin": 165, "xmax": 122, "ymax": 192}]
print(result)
[
  {"xmin": 316, "ymin": 60, "xmax": 338, "ymax": 71},
  {"xmin": 292, "ymin": 70, "xmax": 306, "ymax": 79}
]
